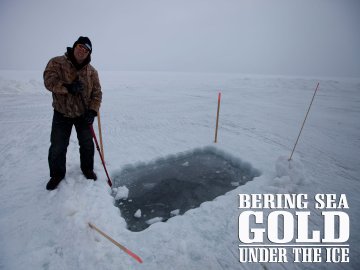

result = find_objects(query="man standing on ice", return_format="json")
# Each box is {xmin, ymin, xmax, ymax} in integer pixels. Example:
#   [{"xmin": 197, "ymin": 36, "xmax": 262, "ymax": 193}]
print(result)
[{"xmin": 43, "ymin": 36, "xmax": 102, "ymax": 190}]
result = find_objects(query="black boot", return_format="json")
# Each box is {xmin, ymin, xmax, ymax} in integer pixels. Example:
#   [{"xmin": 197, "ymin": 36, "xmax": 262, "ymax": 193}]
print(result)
[
  {"xmin": 82, "ymin": 170, "xmax": 97, "ymax": 181},
  {"xmin": 46, "ymin": 176, "xmax": 63, "ymax": 190}
]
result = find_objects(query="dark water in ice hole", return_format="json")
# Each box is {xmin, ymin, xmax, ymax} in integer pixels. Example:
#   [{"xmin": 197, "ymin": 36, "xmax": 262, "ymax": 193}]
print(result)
[{"xmin": 112, "ymin": 147, "xmax": 260, "ymax": 232}]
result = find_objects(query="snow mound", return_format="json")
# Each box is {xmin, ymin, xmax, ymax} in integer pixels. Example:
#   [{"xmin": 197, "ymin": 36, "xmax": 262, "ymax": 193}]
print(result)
[
  {"xmin": 272, "ymin": 156, "xmax": 306, "ymax": 192},
  {"xmin": 0, "ymin": 75, "xmax": 44, "ymax": 94}
]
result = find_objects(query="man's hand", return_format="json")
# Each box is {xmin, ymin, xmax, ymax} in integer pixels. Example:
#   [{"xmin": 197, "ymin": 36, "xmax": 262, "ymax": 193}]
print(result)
[
  {"xmin": 63, "ymin": 80, "xmax": 83, "ymax": 95},
  {"xmin": 84, "ymin": 110, "xmax": 97, "ymax": 124}
]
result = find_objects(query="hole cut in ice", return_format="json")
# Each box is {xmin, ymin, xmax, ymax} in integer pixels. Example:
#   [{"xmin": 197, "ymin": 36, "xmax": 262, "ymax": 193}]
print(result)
[{"xmin": 112, "ymin": 146, "xmax": 260, "ymax": 232}]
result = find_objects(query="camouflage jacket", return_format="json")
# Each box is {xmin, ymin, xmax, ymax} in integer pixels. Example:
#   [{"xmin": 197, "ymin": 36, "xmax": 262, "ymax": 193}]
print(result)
[{"xmin": 43, "ymin": 50, "xmax": 102, "ymax": 118}]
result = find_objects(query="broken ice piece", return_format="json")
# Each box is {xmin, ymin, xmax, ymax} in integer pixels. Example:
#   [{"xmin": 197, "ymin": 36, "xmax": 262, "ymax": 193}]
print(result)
[
  {"xmin": 134, "ymin": 209, "xmax": 142, "ymax": 218},
  {"xmin": 170, "ymin": 209, "xmax": 180, "ymax": 216},
  {"xmin": 182, "ymin": 161, "xmax": 189, "ymax": 166},
  {"xmin": 114, "ymin": 186, "xmax": 129, "ymax": 200},
  {"xmin": 231, "ymin": 182, "xmax": 239, "ymax": 187},
  {"xmin": 143, "ymin": 183, "xmax": 156, "ymax": 189},
  {"xmin": 145, "ymin": 217, "xmax": 163, "ymax": 225}
]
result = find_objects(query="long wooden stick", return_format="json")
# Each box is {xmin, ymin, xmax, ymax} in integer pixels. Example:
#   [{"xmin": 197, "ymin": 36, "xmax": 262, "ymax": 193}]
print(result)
[
  {"xmin": 88, "ymin": 222, "xmax": 143, "ymax": 263},
  {"xmin": 97, "ymin": 110, "xmax": 105, "ymax": 162},
  {"xmin": 89, "ymin": 125, "xmax": 112, "ymax": 187},
  {"xmin": 289, "ymin": 82, "xmax": 320, "ymax": 161},
  {"xmin": 214, "ymin": 92, "xmax": 221, "ymax": 143}
]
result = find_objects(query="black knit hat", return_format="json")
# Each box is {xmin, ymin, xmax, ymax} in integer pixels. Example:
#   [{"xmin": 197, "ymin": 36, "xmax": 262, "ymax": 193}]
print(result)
[{"xmin": 73, "ymin": 36, "xmax": 92, "ymax": 53}]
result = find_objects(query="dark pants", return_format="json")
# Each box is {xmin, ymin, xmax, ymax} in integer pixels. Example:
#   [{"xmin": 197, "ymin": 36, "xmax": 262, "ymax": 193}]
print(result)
[{"xmin": 48, "ymin": 110, "xmax": 94, "ymax": 178}]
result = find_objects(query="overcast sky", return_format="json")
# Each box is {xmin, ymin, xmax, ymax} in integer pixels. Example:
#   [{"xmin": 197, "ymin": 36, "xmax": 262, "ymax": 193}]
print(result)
[{"xmin": 0, "ymin": 0, "xmax": 359, "ymax": 77}]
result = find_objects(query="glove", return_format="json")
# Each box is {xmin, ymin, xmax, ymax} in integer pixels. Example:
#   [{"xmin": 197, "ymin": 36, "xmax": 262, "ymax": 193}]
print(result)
[
  {"xmin": 63, "ymin": 79, "xmax": 83, "ymax": 95},
  {"xmin": 84, "ymin": 109, "xmax": 97, "ymax": 124}
]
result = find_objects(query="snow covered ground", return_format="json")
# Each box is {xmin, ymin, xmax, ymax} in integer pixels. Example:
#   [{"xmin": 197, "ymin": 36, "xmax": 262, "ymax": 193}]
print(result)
[{"xmin": 0, "ymin": 70, "xmax": 359, "ymax": 269}]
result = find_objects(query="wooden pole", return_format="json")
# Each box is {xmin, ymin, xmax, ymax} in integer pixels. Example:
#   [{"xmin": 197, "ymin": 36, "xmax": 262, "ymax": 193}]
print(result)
[
  {"xmin": 89, "ymin": 125, "xmax": 112, "ymax": 187},
  {"xmin": 88, "ymin": 222, "xmax": 143, "ymax": 263},
  {"xmin": 214, "ymin": 92, "xmax": 221, "ymax": 143},
  {"xmin": 97, "ymin": 110, "xmax": 105, "ymax": 162},
  {"xmin": 289, "ymin": 82, "xmax": 320, "ymax": 161}
]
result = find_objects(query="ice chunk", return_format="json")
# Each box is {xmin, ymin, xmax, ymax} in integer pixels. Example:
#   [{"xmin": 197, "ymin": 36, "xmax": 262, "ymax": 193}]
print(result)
[
  {"xmin": 114, "ymin": 186, "xmax": 129, "ymax": 200},
  {"xmin": 182, "ymin": 161, "xmax": 189, "ymax": 166},
  {"xmin": 170, "ymin": 209, "xmax": 180, "ymax": 216},
  {"xmin": 134, "ymin": 209, "xmax": 142, "ymax": 218},
  {"xmin": 145, "ymin": 217, "xmax": 163, "ymax": 225}
]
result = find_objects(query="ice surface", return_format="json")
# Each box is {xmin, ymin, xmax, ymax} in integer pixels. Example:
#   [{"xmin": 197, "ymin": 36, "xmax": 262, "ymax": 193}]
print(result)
[
  {"xmin": 113, "ymin": 146, "xmax": 260, "ymax": 231},
  {"xmin": 1, "ymin": 71, "xmax": 360, "ymax": 270}
]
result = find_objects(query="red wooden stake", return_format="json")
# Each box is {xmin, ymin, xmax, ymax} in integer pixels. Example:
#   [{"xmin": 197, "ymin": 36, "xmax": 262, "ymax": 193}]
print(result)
[
  {"xmin": 88, "ymin": 223, "xmax": 143, "ymax": 263},
  {"xmin": 89, "ymin": 124, "xmax": 112, "ymax": 187},
  {"xmin": 214, "ymin": 92, "xmax": 221, "ymax": 143}
]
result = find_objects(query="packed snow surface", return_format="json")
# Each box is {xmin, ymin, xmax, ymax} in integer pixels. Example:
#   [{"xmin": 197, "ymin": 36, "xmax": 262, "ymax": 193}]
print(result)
[{"xmin": 0, "ymin": 70, "xmax": 359, "ymax": 269}]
